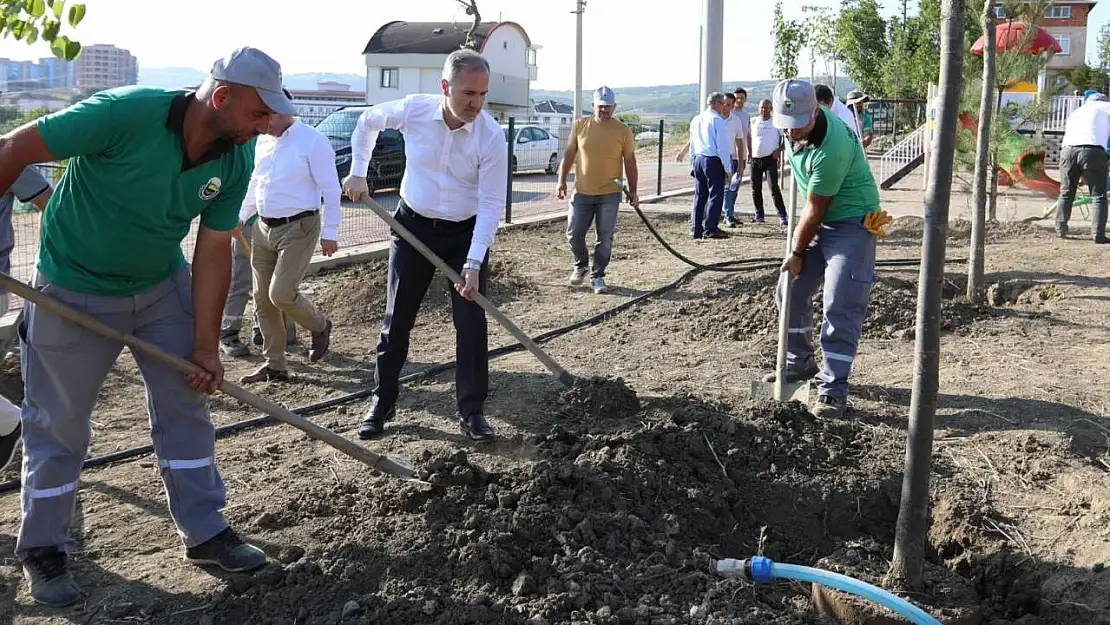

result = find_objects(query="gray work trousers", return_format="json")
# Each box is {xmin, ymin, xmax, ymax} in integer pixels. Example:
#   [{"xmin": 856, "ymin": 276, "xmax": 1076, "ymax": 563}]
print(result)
[
  {"xmin": 566, "ymin": 192, "xmax": 621, "ymax": 279},
  {"xmin": 776, "ymin": 217, "xmax": 877, "ymax": 400},
  {"xmin": 1058, "ymin": 144, "xmax": 1109, "ymax": 240},
  {"xmin": 16, "ymin": 268, "xmax": 229, "ymax": 556}
]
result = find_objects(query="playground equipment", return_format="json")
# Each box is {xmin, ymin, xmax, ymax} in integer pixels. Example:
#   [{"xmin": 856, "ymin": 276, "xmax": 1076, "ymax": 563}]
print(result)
[{"xmin": 957, "ymin": 111, "xmax": 1061, "ymax": 200}]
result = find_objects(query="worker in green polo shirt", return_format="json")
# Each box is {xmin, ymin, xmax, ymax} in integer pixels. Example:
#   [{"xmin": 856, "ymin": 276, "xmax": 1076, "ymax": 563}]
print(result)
[
  {"xmin": 763, "ymin": 78, "xmax": 888, "ymax": 419},
  {"xmin": 0, "ymin": 46, "xmax": 291, "ymax": 607}
]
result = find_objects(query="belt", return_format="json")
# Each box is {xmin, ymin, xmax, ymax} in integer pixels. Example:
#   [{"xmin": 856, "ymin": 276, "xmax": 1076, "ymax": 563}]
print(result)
[
  {"xmin": 399, "ymin": 201, "xmax": 475, "ymax": 229},
  {"xmin": 261, "ymin": 210, "xmax": 317, "ymax": 227}
]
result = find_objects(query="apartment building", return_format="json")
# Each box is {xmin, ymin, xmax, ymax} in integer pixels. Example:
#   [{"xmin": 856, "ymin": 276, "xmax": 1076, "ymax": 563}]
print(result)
[
  {"xmin": 75, "ymin": 44, "xmax": 138, "ymax": 90},
  {"xmin": 994, "ymin": 1, "xmax": 1099, "ymax": 79}
]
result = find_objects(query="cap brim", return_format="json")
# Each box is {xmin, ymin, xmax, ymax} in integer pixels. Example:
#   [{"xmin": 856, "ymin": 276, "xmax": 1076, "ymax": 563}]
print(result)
[
  {"xmin": 773, "ymin": 111, "xmax": 809, "ymax": 130},
  {"xmin": 593, "ymin": 100, "xmax": 615, "ymax": 106},
  {"xmin": 258, "ymin": 88, "xmax": 296, "ymax": 115}
]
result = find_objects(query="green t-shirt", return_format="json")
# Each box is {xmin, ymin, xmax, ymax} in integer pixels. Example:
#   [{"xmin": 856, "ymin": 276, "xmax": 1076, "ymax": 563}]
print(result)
[
  {"xmin": 860, "ymin": 109, "xmax": 873, "ymax": 134},
  {"xmin": 784, "ymin": 106, "xmax": 879, "ymax": 223},
  {"xmin": 36, "ymin": 85, "xmax": 255, "ymax": 296}
]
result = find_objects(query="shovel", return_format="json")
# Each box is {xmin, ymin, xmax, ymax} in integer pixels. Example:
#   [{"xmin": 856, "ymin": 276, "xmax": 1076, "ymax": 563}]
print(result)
[
  {"xmin": 0, "ymin": 273, "xmax": 428, "ymax": 485},
  {"xmin": 358, "ymin": 196, "xmax": 579, "ymax": 388},
  {"xmin": 750, "ymin": 171, "xmax": 812, "ymax": 403}
]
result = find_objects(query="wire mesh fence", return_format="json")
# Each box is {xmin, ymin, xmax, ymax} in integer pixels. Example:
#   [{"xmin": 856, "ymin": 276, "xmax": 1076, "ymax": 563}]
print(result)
[{"xmin": 3, "ymin": 111, "xmax": 693, "ymax": 314}]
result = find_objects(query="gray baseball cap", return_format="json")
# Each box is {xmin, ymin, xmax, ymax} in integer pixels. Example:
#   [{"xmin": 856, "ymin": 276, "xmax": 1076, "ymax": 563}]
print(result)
[
  {"xmin": 593, "ymin": 86, "xmax": 616, "ymax": 106},
  {"xmin": 210, "ymin": 47, "xmax": 296, "ymax": 116},
  {"xmin": 772, "ymin": 78, "xmax": 818, "ymax": 130}
]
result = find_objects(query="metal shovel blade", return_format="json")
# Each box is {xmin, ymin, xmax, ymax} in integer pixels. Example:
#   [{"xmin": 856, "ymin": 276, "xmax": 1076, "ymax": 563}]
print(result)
[{"xmin": 749, "ymin": 378, "xmax": 812, "ymax": 403}]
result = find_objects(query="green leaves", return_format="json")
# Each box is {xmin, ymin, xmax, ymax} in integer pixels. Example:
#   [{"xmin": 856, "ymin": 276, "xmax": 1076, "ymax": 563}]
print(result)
[{"xmin": 0, "ymin": 0, "xmax": 86, "ymax": 60}]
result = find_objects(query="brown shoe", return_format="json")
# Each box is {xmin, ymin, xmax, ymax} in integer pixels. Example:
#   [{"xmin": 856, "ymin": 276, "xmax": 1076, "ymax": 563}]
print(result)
[
  {"xmin": 309, "ymin": 319, "xmax": 332, "ymax": 362},
  {"xmin": 239, "ymin": 365, "xmax": 290, "ymax": 383}
]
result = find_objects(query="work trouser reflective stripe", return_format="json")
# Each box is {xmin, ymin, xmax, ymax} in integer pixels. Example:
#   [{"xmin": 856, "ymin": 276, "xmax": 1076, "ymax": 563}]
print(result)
[
  {"xmin": 17, "ymin": 269, "xmax": 229, "ymax": 557},
  {"xmin": 774, "ymin": 216, "xmax": 877, "ymax": 399}
]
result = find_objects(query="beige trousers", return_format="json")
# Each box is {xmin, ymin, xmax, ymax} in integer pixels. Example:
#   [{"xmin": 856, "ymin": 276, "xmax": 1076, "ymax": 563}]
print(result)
[{"xmin": 251, "ymin": 212, "xmax": 328, "ymax": 370}]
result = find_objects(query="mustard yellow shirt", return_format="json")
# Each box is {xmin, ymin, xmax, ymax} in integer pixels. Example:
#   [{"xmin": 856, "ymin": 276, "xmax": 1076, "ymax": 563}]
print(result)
[{"xmin": 570, "ymin": 116, "xmax": 635, "ymax": 196}]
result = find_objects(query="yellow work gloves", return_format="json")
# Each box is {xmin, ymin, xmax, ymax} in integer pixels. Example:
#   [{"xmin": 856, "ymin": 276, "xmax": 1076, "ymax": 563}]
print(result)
[{"xmin": 863, "ymin": 210, "xmax": 893, "ymax": 237}]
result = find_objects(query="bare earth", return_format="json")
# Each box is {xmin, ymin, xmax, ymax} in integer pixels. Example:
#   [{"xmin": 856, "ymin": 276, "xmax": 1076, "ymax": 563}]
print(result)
[{"xmin": 0, "ymin": 199, "xmax": 1108, "ymax": 625}]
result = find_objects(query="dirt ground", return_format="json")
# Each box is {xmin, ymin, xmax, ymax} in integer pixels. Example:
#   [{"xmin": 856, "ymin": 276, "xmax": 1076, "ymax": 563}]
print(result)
[{"xmin": 1, "ymin": 201, "xmax": 1109, "ymax": 625}]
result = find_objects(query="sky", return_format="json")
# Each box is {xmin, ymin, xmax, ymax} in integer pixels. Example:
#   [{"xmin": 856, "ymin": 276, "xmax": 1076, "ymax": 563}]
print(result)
[{"xmin": 0, "ymin": 0, "xmax": 1107, "ymax": 90}]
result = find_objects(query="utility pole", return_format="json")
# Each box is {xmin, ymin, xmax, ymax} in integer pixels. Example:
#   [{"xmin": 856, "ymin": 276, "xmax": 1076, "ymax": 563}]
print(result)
[
  {"xmin": 573, "ymin": 0, "xmax": 586, "ymax": 119},
  {"xmin": 699, "ymin": 0, "xmax": 723, "ymax": 107}
]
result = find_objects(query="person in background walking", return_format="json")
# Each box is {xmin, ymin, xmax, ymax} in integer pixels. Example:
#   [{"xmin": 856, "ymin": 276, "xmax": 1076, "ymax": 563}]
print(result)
[
  {"xmin": 721, "ymin": 89, "xmax": 750, "ymax": 227},
  {"xmin": 688, "ymin": 92, "xmax": 733, "ymax": 240},
  {"xmin": 765, "ymin": 78, "xmax": 883, "ymax": 419},
  {"xmin": 749, "ymin": 99, "xmax": 788, "ymax": 226},
  {"xmin": 1057, "ymin": 91, "xmax": 1110, "ymax": 242},
  {"xmin": 0, "ymin": 165, "xmax": 53, "ymax": 472},
  {"xmin": 238, "ymin": 93, "xmax": 340, "ymax": 383},
  {"xmin": 556, "ymin": 86, "xmax": 639, "ymax": 295},
  {"xmin": 343, "ymin": 49, "xmax": 507, "ymax": 443}
]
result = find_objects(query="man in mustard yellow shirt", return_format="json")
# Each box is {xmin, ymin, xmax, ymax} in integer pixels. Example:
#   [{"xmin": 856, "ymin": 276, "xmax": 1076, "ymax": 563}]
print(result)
[{"xmin": 557, "ymin": 86, "xmax": 639, "ymax": 294}]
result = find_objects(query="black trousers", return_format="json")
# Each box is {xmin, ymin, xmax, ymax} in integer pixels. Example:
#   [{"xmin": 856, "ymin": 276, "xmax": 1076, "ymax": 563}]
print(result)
[
  {"xmin": 375, "ymin": 202, "xmax": 490, "ymax": 416},
  {"xmin": 750, "ymin": 156, "xmax": 786, "ymax": 219}
]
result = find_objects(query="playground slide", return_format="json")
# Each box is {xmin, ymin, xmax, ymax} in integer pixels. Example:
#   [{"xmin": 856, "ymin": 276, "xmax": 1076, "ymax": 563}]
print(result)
[{"xmin": 957, "ymin": 112, "xmax": 1061, "ymax": 199}]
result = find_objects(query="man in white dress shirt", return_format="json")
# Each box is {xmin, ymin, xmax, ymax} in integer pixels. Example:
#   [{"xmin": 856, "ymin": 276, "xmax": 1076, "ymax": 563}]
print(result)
[
  {"xmin": 688, "ymin": 92, "xmax": 734, "ymax": 239},
  {"xmin": 342, "ymin": 49, "xmax": 508, "ymax": 443},
  {"xmin": 749, "ymin": 99, "xmax": 788, "ymax": 226},
  {"xmin": 239, "ymin": 90, "xmax": 341, "ymax": 382},
  {"xmin": 1058, "ymin": 92, "xmax": 1110, "ymax": 242}
]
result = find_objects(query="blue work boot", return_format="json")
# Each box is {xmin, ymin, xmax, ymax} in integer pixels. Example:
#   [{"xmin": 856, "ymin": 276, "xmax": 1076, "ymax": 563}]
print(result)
[
  {"xmin": 185, "ymin": 527, "xmax": 268, "ymax": 573},
  {"xmin": 810, "ymin": 395, "xmax": 847, "ymax": 419}
]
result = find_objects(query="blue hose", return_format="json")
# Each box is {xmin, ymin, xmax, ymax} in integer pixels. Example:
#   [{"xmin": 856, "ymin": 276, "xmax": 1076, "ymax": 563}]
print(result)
[{"xmin": 712, "ymin": 556, "xmax": 942, "ymax": 625}]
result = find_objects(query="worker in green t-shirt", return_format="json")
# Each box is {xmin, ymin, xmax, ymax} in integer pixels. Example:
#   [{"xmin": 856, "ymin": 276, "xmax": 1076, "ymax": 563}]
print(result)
[
  {"xmin": 764, "ymin": 78, "xmax": 887, "ymax": 419},
  {"xmin": 0, "ymin": 46, "xmax": 288, "ymax": 607}
]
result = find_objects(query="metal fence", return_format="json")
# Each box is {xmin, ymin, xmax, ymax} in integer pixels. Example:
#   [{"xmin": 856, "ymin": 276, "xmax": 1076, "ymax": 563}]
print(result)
[{"xmin": 4, "ymin": 113, "xmax": 693, "ymax": 314}]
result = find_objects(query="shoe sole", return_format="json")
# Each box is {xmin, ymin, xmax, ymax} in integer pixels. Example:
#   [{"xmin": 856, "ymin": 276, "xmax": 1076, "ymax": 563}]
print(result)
[
  {"xmin": 184, "ymin": 555, "xmax": 268, "ymax": 573},
  {"xmin": 29, "ymin": 593, "xmax": 81, "ymax": 607}
]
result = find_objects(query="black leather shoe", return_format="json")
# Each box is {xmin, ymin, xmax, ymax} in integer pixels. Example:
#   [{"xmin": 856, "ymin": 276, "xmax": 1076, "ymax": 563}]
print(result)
[
  {"xmin": 459, "ymin": 413, "xmax": 494, "ymax": 442},
  {"xmin": 358, "ymin": 397, "xmax": 395, "ymax": 439}
]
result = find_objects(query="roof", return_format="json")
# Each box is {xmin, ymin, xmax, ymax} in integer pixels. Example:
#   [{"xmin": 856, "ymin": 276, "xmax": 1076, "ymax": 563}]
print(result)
[
  {"xmin": 363, "ymin": 21, "xmax": 530, "ymax": 55},
  {"xmin": 533, "ymin": 99, "xmax": 574, "ymax": 115}
]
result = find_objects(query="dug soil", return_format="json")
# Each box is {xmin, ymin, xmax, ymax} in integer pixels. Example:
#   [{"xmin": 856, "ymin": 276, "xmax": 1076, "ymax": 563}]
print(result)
[{"xmin": 1, "ymin": 207, "xmax": 1109, "ymax": 625}]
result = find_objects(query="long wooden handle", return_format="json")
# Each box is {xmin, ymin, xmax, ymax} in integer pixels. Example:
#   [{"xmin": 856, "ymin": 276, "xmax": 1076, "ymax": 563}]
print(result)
[
  {"xmin": 0, "ymin": 273, "xmax": 422, "ymax": 483},
  {"xmin": 361, "ymin": 197, "xmax": 577, "ymax": 387}
]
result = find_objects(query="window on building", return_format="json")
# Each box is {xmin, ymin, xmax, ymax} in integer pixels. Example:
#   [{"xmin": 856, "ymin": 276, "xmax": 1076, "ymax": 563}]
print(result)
[
  {"xmin": 381, "ymin": 68, "xmax": 399, "ymax": 89},
  {"xmin": 994, "ymin": 6, "xmax": 1006, "ymax": 18},
  {"xmin": 1045, "ymin": 6, "xmax": 1071, "ymax": 19},
  {"xmin": 1056, "ymin": 34, "xmax": 1071, "ymax": 56},
  {"xmin": 527, "ymin": 48, "xmax": 537, "ymax": 65}
]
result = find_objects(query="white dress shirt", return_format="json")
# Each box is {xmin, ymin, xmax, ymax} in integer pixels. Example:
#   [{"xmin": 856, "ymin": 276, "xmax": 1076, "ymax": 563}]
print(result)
[
  {"xmin": 1063, "ymin": 102, "xmax": 1110, "ymax": 148},
  {"xmin": 350, "ymin": 93, "xmax": 509, "ymax": 262},
  {"xmin": 830, "ymin": 99, "xmax": 861, "ymax": 138},
  {"xmin": 750, "ymin": 116, "xmax": 783, "ymax": 158},
  {"xmin": 239, "ymin": 120, "xmax": 343, "ymax": 241},
  {"xmin": 688, "ymin": 109, "xmax": 734, "ymax": 175}
]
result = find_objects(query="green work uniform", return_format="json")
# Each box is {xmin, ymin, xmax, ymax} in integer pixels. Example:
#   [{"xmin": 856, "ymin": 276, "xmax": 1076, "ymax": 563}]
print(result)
[
  {"xmin": 35, "ymin": 85, "xmax": 254, "ymax": 296},
  {"xmin": 784, "ymin": 105, "xmax": 879, "ymax": 223}
]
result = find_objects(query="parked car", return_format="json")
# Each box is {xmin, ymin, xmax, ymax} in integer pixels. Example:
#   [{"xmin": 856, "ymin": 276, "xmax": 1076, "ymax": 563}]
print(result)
[
  {"xmin": 313, "ymin": 106, "xmax": 405, "ymax": 195},
  {"xmin": 502, "ymin": 123, "xmax": 561, "ymax": 174}
]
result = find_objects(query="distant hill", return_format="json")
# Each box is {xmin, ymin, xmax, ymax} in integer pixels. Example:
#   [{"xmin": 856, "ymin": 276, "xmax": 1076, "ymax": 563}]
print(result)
[
  {"xmin": 138, "ymin": 67, "xmax": 366, "ymax": 91},
  {"xmin": 534, "ymin": 77, "xmax": 857, "ymax": 118}
]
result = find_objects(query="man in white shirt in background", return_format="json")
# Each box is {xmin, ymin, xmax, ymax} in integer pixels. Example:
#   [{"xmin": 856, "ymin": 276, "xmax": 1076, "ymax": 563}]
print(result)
[
  {"xmin": 749, "ymin": 99, "xmax": 788, "ymax": 226},
  {"xmin": 688, "ymin": 92, "xmax": 734, "ymax": 240},
  {"xmin": 815, "ymin": 84, "xmax": 859, "ymax": 139},
  {"xmin": 239, "ymin": 90, "xmax": 341, "ymax": 383},
  {"xmin": 1058, "ymin": 92, "xmax": 1110, "ymax": 242},
  {"xmin": 342, "ymin": 49, "xmax": 508, "ymax": 443},
  {"xmin": 721, "ymin": 89, "xmax": 751, "ymax": 227}
]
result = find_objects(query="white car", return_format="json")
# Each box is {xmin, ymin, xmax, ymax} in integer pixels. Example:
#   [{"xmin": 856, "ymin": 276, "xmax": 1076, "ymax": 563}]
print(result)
[{"xmin": 503, "ymin": 124, "xmax": 561, "ymax": 174}]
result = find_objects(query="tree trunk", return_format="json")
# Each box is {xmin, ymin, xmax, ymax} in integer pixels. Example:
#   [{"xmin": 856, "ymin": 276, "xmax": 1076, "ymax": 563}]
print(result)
[
  {"xmin": 888, "ymin": 0, "xmax": 965, "ymax": 592},
  {"xmin": 968, "ymin": 1, "xmax": 995, "ymax": 304}
]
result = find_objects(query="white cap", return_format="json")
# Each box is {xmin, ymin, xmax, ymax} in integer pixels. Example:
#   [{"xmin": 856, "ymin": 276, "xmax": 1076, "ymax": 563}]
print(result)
[{"xmin": 592, "ymin": 86, "xmax": 616, "ymax": 106}]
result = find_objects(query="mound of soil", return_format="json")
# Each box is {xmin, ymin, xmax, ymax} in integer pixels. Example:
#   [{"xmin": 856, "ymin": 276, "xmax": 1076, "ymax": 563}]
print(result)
[
  {"xmin": 202, "ymin": 398, "xmax": 906, "ymax": 625},
  {"xmin": 675, "ymin": 271, "xmax": 996, "ymax": 344},
  {"xmin": 987, "ymin": 280, "xmax": 1066, "ymax": 307},
  {"xmin": 557, "ymin": 375, "xmax": 641, "ymax": 421},
  {"xmin": 886, "ymin": 217, "xmax": 1051, "ymax": 244}
]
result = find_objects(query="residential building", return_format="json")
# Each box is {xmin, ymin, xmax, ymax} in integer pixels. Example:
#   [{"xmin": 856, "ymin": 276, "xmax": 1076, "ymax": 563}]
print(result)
[
  {"xmin": 362, "ymin": 20, "xmax": 539, "ymax": 120},
  {"xmin": 993, "ymin": 1, "xmax": 1098, "ymax": 82},
  {"xmin": 288, "ymin": 82, "xmax": 367, "ymax": 122},
  {"xmin": 75, "ymin": 44, "xmax": 138, "ymax": 90}
]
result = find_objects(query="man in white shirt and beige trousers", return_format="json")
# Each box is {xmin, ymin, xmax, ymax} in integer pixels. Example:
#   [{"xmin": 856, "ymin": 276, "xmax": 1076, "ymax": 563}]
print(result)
[
  {"xmin": 239, "ymin": 97, "xmax": 341, "ymax": 382},
  {"xmin": 342, "ymin": 49, "xmax": 508, "ymax": 443}
]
